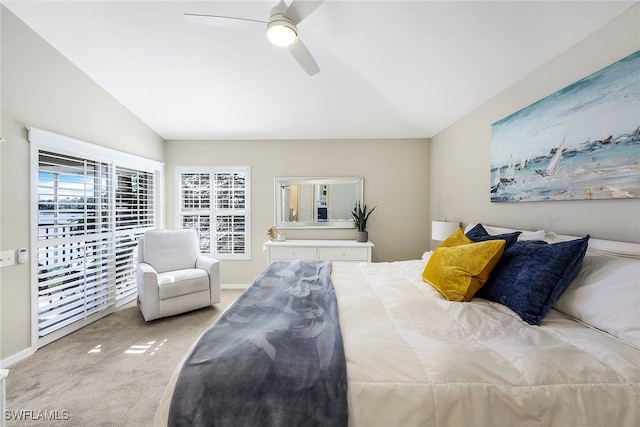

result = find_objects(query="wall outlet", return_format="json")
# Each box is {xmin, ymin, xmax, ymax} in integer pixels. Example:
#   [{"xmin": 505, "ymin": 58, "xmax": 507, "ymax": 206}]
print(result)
[{"xmin": 0, "ymin": 250, "xmax": 16, "ymax": 267}]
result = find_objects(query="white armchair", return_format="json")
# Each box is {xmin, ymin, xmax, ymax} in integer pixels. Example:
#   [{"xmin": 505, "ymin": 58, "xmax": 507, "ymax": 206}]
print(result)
[{"xmin": 136, "ymin": 229, "xmax": 221, "ymax": 321}]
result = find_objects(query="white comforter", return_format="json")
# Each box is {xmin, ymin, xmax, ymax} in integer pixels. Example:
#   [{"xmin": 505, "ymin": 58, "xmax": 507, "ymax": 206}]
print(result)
[{"xmin": 332, "ymin": 259, "xmax": 640, "ymax": 427}]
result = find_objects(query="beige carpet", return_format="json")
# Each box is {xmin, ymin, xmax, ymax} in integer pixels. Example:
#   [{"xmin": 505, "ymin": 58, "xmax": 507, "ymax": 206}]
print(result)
[{"xmin": 5, "ymin": 289, "xmax": 244, "ymax": 427}]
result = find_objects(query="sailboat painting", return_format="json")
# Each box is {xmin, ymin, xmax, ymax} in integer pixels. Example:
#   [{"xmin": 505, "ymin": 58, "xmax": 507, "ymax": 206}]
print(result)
[{"xmin": 490, "ymin": 50, "xmax": 640, "ymax": 203}]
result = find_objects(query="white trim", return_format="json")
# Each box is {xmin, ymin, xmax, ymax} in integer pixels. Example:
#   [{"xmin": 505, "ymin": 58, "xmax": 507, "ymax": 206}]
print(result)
[
  {"xmin": 0, "ymin": 347, "xmax": 35, "ymax": 369},
  {"xmin": 30, "ymin": 134, "xmax": 39, "ymax": 350},
  {"xmin": 1, "ymin": 368, "xmax": 7, "ymax": 427},
  {"xmin": 27, "ymin": 127, "xmax": 164, "ymax": 171}
]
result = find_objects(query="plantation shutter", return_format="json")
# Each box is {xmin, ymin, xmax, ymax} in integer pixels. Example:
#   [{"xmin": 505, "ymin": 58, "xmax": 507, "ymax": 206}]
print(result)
[
  {"xmin": 114, "ymin": 166, "xmax": 156, "ymax": 306},
  {"xmin": 30, "ymin": 127, "xmax": 163, "ymax": 347},
  {"xmin": 177, "ymin": 167, "xmax": 250, "ymax": 260},
  {"xmin": 213, "ymin": 171, "xmax": 248, "ymax": 256},
  {"xmin": 179, "ymin": 173, "xmax": 212, "ymax": 253},
  {"xmin": 36, "ymin": 151, "xmax": 116, "ymax": 339}
]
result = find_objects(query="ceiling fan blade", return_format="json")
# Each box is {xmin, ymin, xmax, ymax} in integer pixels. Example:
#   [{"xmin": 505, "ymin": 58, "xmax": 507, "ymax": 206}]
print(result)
[
  {"xmin": 184, "ymin": 13, "xmax": 266, "ymax": 28},
  {"xmin": 289, "ymin": 39, "xmax": 320, "ymax": 76},
  {"xmin": 270, "ymin": 0, "xmax": 288, "ymax": 17},
  {"xmin": 284, "ymin": 0, "xmax": 325, "ymax": 25}
]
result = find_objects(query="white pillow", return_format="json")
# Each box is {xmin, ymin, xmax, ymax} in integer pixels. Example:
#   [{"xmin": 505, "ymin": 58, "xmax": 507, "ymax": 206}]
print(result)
[
  {"xmin": 517, "ymin": 229, "xmax": 546, "ymax": 241},
  {"xmin": 463, "ymin": 223, "xmax": 545, "ymax": 241},
  {"xmin": 554, "ymin": 254, "xmax": 640, "ymax": 348}
]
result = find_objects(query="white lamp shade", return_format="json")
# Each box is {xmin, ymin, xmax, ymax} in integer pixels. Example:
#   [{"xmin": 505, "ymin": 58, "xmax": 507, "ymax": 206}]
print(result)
[
  {"xmin": 432, "ymin": 220, "xmax": 459, "ymax": 241},
  {"xmin": 266, "ymin": 20, "xmax": 298, "ymax": 47}
]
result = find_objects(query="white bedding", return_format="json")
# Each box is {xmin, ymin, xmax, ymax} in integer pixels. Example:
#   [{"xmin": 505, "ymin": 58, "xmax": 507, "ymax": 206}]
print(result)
[
  {"xmin": 157, "ymin": 229, "xmax": 640, "ymax": 427},
  {"xmin": 332, "ymin": 259, "xmax": 639, "ymax": 427}
]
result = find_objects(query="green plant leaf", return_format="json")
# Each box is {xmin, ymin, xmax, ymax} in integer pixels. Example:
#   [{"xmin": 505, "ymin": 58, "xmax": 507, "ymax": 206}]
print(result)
[{"xmin": 352, "ymin": 201, "xmax": 376, "ymax": 232}]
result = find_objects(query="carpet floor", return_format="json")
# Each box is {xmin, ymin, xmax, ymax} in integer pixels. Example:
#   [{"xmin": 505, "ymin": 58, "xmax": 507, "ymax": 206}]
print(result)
[{"xmin": 5, "ymin": 289, "xmax": 244, "ymax": 426}]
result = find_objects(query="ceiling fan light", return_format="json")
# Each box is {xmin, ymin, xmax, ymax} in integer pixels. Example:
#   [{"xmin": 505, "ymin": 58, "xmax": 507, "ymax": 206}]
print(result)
[{"xmin": 267, "ymin": 20, "xmax": 298, "ymax": 47}]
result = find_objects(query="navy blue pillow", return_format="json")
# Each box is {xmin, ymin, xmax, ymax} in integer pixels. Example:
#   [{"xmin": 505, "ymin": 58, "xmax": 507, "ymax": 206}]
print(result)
[
  {"xmin": 476, "ymin": 235, "xmax": 590, "ymax": 325},
  {"xmin": 466, "ymin": 224, "xmax": 521, "ymax": 248}
]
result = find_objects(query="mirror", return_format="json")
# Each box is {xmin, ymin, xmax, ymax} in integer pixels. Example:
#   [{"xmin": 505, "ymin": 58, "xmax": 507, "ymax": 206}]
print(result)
[{"xmin": 275, "ymin": 177, "xmax": 364, "ymax": 228}]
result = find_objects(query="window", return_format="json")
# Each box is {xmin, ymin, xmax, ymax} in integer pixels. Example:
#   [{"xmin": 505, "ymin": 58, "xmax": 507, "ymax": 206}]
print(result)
[
  {"xmin": 30, "ymin": 128, "xmax": 163, "ymax": 347},
  {"xmin": 114, "ymin": 166, "xmax": 156, "ymax": 303},
  {"xmin": 177, "ymin": 167, "xmax": 250, "ymax": 260}
]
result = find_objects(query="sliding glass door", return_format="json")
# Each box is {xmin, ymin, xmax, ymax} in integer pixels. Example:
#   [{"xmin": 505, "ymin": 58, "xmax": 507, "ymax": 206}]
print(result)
[{"xmin": 30, "ymin": 128, "xmax": 163, "ymax": 347}]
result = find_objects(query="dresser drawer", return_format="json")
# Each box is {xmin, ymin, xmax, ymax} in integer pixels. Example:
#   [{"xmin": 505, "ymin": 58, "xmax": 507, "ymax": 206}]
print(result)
[
  {"xmin": 318, "ymin": 247, "xmax": 369, "ymax": 261},
  {"xmin": 269, "ymin": 246, "xmax": 318, "ymax": 260},
  {"xmin": 264, "ymin": 240, "xmax": 374, "ymax": 264}
]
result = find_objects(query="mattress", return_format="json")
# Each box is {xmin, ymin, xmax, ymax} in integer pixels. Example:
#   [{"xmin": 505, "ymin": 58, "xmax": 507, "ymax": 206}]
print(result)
[
  {"xmin": 333, "ymin": 259, "xmax": 639, "ymax": 427},
  {"xmin": 157, "ymin": 256, "xmax": 640, "ymax": 426}
]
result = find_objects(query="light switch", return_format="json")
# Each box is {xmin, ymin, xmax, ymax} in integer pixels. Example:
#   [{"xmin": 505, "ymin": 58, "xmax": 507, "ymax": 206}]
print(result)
[{"xmin": 0, "ymin": 250, "xmax": 15, "ymax": 267}]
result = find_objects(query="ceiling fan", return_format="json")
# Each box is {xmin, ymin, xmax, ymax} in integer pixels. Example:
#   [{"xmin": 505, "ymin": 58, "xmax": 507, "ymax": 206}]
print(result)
[{"xmin": 185, "ymin": 0, "xmax": 324, "ymax": 76}]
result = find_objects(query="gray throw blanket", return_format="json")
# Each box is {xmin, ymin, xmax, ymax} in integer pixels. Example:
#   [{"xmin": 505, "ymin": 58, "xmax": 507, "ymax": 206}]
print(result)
[{"xmin": 168, "ymin": 260, "xmax": 348, "ymax": 427}]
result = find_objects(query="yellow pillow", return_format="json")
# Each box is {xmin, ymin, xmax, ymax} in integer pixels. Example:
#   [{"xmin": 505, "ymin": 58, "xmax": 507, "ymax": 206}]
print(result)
[
  {"xmin": 423, "ymin": 229, "xmax": 505, "ymax": 302},
  {"xmin": 437, "ymin": 227, "xmax": 472, "ymax": 247}
]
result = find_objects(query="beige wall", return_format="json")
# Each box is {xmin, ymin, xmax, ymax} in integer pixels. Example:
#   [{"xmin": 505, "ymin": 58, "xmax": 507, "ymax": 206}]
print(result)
[
  {"xmin": 430, "ymin": 4, "xmax": 640, "ymax": 245},
  {"xmin": 0, "ymin": 8, "xmax": 165, "ymax": 361},
  {"xmin": 165, "ymin": 138, "xmax": 431, "ymax": 284},
  {"xmin": 3, "ymin": 2, "xmax": 638, "ymax": 364}
]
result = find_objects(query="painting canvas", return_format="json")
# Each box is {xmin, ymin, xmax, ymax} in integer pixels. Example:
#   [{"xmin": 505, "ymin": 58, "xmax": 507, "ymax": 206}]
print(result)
[{"xmin": 490, "ymin": 50, "xmax": 640, "ymax": 203}]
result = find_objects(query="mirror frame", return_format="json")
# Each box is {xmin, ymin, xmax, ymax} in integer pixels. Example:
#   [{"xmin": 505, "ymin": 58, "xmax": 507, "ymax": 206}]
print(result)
[{"xmin": 274, "ymin": 176, "xmax": 364, "ymax": 229}]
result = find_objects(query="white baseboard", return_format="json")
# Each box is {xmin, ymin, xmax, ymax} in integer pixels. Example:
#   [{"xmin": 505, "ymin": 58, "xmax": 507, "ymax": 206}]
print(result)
[
  {"xmin": 221, "ymin": 283, "xmax": 249, "ymax": 290},
  {"xmin": 0, "ymin": 347, "xmax": 35, "ymax": 368}
]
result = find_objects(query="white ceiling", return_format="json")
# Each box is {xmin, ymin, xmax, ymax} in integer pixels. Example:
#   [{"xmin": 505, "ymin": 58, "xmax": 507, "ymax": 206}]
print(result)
[{"xmin": 3, "ymin": 1, "xmax": 635, "ymax": 140}]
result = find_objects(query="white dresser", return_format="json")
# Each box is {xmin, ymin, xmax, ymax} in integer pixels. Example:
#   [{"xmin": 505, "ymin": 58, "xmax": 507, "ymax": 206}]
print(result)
[{"xmin": 263, "ymin": 240, "xmax": 374, "ymax": 264}]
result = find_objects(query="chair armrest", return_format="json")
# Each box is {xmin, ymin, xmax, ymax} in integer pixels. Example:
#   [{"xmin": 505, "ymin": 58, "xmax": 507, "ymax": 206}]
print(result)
[
  {"xmin": 137, "ymin": 262, "xmax": 160, "ymax": 321},
  {"xmin": 196, "ymin": 256, "xmax": 221, "ymax": 304}
]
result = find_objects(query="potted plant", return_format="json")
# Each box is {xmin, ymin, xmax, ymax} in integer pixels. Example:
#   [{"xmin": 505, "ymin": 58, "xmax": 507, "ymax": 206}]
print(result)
[{"xmin": 352, "ymin": 201, "xmax": 376, "ymax": 242}]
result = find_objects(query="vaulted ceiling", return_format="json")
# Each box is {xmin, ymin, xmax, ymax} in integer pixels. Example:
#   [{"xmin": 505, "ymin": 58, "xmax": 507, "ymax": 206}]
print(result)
[{"xmin": 3, "ymin": 1, "xmax": 634, "ymax": 140}]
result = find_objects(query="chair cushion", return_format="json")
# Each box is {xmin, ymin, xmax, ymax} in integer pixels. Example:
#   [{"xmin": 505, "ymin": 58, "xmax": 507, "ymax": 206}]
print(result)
[
  {"xmin": 158, "ymin": 269, "xmax": 210, "ymax": 299},
  {"xmin": 144, "ymin": 229, "xmax": 200, "ymax": 273}
]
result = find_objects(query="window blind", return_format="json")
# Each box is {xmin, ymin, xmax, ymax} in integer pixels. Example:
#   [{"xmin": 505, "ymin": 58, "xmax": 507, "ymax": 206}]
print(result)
[
  {"xmin": 114, "ymin": 166, "xmax": 156, "ymax": 305},
  {"xmin": 177, "ymin": 167, "xmax": 250, "ymax": 259},
  {"xmin": 36, "ymin": 151, "xmax": 115, "ymax": 338},
  {"xmin": 30, "ymin": 127, "xmax": 163, "ymax": 346}
]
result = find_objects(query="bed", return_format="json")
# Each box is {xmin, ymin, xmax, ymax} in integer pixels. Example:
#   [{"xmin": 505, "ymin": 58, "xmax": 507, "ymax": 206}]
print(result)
[{"xmin": 156, "ymin": 224, "xmax": 640, "ymax": 427}]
